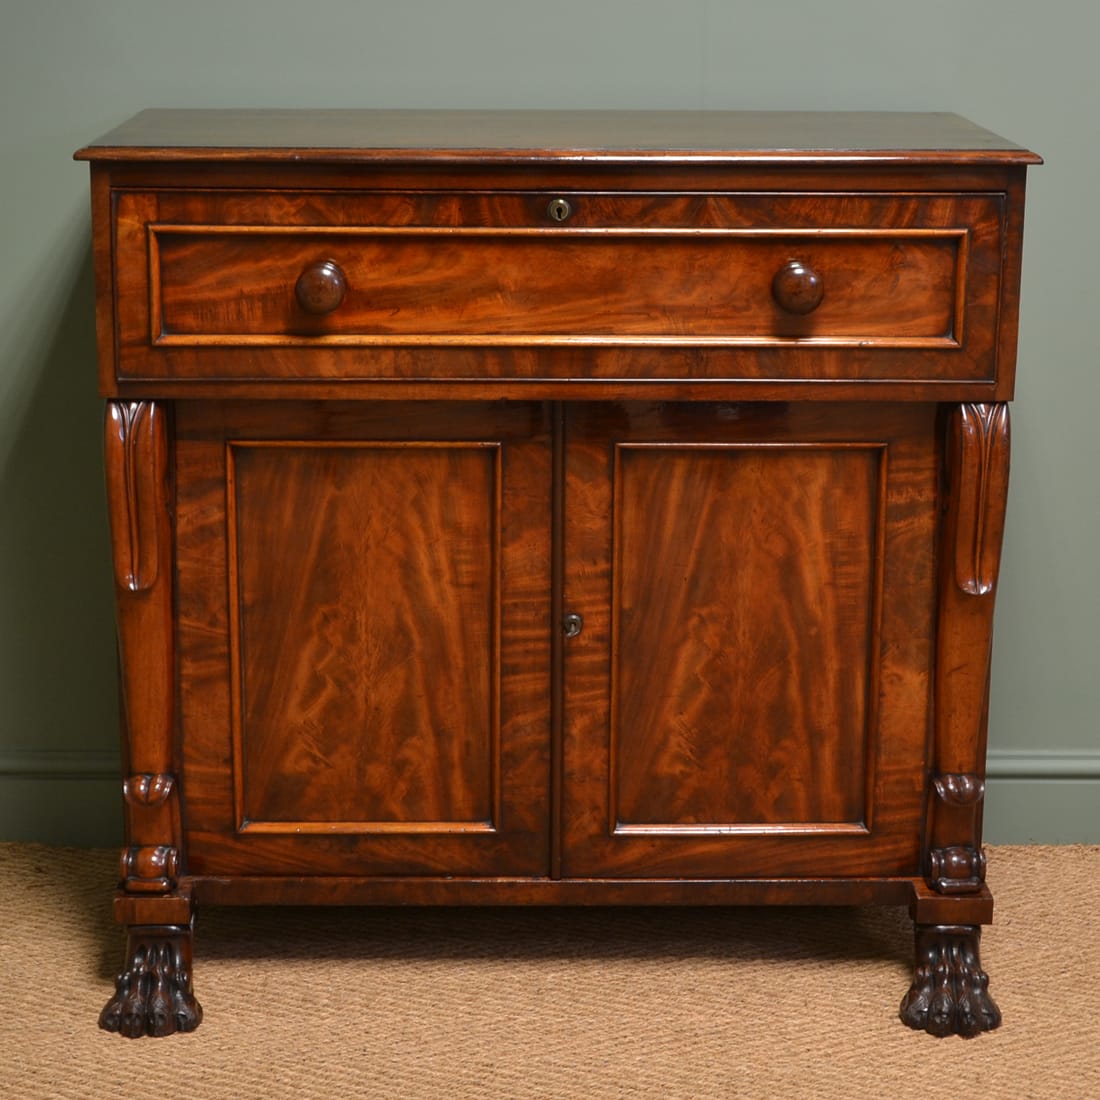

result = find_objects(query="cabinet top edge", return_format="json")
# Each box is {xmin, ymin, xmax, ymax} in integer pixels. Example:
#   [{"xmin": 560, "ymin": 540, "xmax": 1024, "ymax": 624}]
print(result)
[{"xmin": 74, "ymin": 109, "xmax": 1042, "ymax": 166}]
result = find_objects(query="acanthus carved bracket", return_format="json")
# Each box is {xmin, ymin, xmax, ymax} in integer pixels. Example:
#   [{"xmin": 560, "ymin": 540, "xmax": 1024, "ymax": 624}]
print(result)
[
  {"xmin": 951, "ymin": 403, "xmax": 1009, "ymax": 597},
  {"xmin": 105, "ymin": 401, "xmax": 166, "ymax": 593}
]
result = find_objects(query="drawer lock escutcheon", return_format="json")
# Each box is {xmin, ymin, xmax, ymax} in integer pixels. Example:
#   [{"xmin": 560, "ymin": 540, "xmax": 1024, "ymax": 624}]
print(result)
[
  {"xmin": 563, "ymin": 612, "xmax": 583, "ymax": 638},
  {"xmin": 547, "ymin": 197, "xmax": 573, "ymax": 223}
]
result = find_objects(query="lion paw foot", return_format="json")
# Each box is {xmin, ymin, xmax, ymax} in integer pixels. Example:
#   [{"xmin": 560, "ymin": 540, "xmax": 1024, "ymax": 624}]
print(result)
[
  {"xmin": 100, "ymin": 930, "xmax": 202, "ymax": 1038},
  {"xmin": 900, "ymin": 924, "xmax": 1000, "ymax": 1038}
]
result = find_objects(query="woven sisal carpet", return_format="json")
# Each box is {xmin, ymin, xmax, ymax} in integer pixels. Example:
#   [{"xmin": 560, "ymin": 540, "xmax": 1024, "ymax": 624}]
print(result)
[{"xmin": 0, "ymin": 844, "xmax": 1096, "ymax": 1099}]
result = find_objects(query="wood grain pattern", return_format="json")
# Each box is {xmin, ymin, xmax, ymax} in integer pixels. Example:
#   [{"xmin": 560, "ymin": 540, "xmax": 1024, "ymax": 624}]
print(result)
[
  {"xmin": 150, "ymin": 226, "xmax": 963, "ymax": 343},
  {"xmin": 561, "ymin": 402, "xmax": 938, "ymax": 879},
  {"xmin": 188, "ymin": 874, "xmax": 916, "ymax": 908},
  {"xmin": 925, "ymin": 403, "xmax": 1010, "ymax": 895},
  {"xmin": 932, "ymin": 404, "xmax": 1010, "ymax": 777},
  {"xmin": 228, "ymin": 441, "xmax": 501, "ymax": 832},
  {"xmin": 79, "ymin": 112, "xmax": 1037, "ymax": 1037},
  {"xmin": 174, "ymin": 402, "xmax": 552, "ymax": 876},
  {"xmin": 114, "ymin": 189, "xmax": 1003, "ymax": 387},
  {"xmin": 103, "ymin": 400, "xmax": 183, "ymax": 899},
  {"xmin": 609, "ymin": 441, "xmax": 884, "ymax": 834}
]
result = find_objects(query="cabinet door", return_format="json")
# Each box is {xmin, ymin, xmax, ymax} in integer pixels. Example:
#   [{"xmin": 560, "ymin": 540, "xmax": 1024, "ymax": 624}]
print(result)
[
  {"xmin": 175, "ymin": 402, "xmax": 551, "ymax": 877},
  {"xmin": 562, "ymin": 402, "xmax": 937, "ymax": 879}
]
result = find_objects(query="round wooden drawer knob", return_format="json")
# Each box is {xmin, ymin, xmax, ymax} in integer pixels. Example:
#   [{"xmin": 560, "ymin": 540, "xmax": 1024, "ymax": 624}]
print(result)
[
  {"xmin": 295, "ymin": 260, "xmax": 347, "ymax": 315},
  {"xmin": 772, "ymin": 260, "xmax": 824, "ymax": 315}
]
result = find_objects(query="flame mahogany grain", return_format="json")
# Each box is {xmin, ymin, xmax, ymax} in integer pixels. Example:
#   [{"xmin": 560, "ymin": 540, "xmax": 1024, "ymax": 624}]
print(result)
[{"xmin": 79, "ymin": 110, "xmax": 1036, "ymax": 1038}]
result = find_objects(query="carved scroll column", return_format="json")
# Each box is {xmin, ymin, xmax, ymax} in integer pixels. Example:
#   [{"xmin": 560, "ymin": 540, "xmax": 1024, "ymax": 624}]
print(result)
[
  {"xmin": 102, "ymin": 401, "xmax": 201, "ymax": 1036},
  {"xmin": 926, "ymin": 403, "xmax": 1010, "ymax": 897},
  {"xmin": 903, "ymin": 404, "xmax": 1009, "ymax": 1036},
  {"xmin": 105, "ymin": 401, "xmax": 182, "ymax": 899}
]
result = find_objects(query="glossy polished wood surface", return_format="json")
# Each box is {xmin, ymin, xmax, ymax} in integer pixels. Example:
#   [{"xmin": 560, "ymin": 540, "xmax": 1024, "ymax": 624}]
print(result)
[
  {"xmin": 561, "ymin": 402, "xmax": 937, "ymax": 878},
  {"xmin": 231, "ymin": 442, "xmax": 499, "ymax": 830},
  {"xmin": 76, "ymin": 109, "xmax": 1041, "ymax": 163},
  {"xmin": 81, "ymin": 111, "xmax": 1036, "ymax": 1038},
  {"xmin": 103, "ymin": 401, "xmax": 182, "ymax": 894},
  {"xmin": 175, "ymin": 402, "xmax": 552, "ymax": 876},
  {"xmin": 611, "ymin": 441, "xmax": 880, "ymax": 827},
  {"xmin": 115, "ymin": 188, "xmax": 1003, "ymax": 388},
  {"xmin": 152, "ymin": 225, "xmax": 961, "ymax": 340}
]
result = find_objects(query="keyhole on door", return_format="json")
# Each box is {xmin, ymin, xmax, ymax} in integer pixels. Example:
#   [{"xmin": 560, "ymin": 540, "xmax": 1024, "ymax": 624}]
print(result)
[{"xmin": 563, "ymin": 613, "xmax": 583, "ymax": 638}]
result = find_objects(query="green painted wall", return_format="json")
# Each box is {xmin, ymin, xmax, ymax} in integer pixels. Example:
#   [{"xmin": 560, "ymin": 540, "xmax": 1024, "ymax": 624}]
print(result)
[{"xmin": 1, "ymin": 1, "xmax": 1096, "ymax": 844}]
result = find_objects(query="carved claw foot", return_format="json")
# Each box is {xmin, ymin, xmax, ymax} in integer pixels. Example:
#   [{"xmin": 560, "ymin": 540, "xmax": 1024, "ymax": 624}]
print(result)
[
  {"xmin": 100, "ymin": 926, "xmax": 202, "ymax": 1038},
  {"xmin": 900, "ymin": 924, "xmax": 1000, "ymax": 1038}
]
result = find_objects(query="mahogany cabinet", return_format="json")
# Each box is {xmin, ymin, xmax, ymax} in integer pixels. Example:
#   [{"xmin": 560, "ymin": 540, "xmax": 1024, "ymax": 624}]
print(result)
[{"xmin": 75, "ymin": 110, "xmax": 1039, "ymax": 1038}]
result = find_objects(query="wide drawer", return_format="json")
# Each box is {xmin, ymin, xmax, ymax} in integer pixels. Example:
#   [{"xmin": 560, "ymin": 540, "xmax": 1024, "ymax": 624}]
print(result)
[{"xmin": 111, "ymin": 189, "xmax": 1007, "ymax": 386}]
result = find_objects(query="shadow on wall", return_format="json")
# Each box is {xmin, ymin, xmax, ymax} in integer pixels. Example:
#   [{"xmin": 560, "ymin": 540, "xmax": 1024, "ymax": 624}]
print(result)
[{"xmin": 0, "ymin": 223, "xmax": 123, "ymax": 845}]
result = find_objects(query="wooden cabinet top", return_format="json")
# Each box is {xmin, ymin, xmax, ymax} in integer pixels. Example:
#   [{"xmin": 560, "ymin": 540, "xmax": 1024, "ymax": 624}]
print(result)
[
  {"xmin": 79, "ymin": 109, "xmax": 1038, "ymax": 403},
  {"xmin": 75, "ymin": 109, "xmax": 1040, "ymax": 165}
]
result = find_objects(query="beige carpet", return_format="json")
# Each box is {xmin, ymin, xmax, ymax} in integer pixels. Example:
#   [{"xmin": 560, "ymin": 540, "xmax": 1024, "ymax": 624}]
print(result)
[{"xmin": 0, "ymin": 844, "xmax": 1097, "ymax": 1099}]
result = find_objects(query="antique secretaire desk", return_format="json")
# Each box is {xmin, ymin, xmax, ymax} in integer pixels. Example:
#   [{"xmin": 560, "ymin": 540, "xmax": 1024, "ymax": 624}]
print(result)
[{"xmin": 75, "ymin": 110, "xmax": 1039, "ymax": 1038}]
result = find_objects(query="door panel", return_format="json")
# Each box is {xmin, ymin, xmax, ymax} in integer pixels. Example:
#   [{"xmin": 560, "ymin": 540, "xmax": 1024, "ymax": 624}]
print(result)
[
  {"xmin": 230, "ymin": 441, "xmax": 500, "ymax": 831},
  {"xmin": 612, "ymin": 440, "xmax": 883, "ymax": 831},
  {"xmin": 176, "ymin": 401, "xmax": 552, "ymax": 876},
  {"xmin": 562, "ymin": 402, "xmax": 937, "ymax": 878}
]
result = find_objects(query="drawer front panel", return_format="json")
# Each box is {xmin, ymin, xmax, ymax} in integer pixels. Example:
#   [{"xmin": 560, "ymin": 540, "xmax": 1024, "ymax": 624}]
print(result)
[
  {"xmin": 113, "ymin": 189, "xmax": 1006, "ymax": 387},
  {"xmin": 151, "ymin": 225, "xmax": 963, "ymax": 344}
]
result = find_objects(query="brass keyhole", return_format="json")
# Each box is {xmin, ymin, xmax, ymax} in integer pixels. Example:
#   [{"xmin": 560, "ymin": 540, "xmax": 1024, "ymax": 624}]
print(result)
[{"xmin": 547, "ymin": 197, "xmax": 573, "ymax": 223}]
